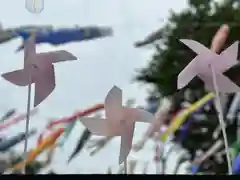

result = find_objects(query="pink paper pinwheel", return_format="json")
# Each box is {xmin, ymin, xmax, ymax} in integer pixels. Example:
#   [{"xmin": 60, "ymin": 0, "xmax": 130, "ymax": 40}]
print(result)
[
  {"xmin": 178, "ymin": 40, "xmax": 239, "ymax": 92},
  {"xmin": 1, "ymin": 33, "xmax": 77, "ymax": 173},
  {"xmin": 2, "ymin": 33, "xmax": 77, "ymax": 107},
  {"xmin": 80, "ymin": 86, "xmax": 155, "ymax": 164},
  {"xmin": 177, "ymin": 38, "xmax": 240, "ymax": 175}
]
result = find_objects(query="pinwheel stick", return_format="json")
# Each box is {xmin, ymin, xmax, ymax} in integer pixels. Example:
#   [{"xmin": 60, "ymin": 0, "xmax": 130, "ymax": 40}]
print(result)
[
  {"xmin": 22, "ymin": 63, "xmax": 33, "ymax": 174},
  {"xmin": 124, "ymin": 161, "xmax": 127, "ymax": 174},
  {"xmin": 199, "ymin": 140, "xmax": 223, "ymax": 163},
  {"xmin": 210, "ymin": 65, "xmax": 232, "ymax": 174}
]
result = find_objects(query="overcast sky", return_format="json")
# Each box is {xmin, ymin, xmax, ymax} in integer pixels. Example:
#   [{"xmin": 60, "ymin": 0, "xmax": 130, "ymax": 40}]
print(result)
[{"xmin": 0, "ymin": 0, "xmax": 188, "ymax": 173}]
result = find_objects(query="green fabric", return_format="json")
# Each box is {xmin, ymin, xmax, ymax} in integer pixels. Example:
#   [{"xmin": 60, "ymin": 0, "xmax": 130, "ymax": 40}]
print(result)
[
  {"xmin": 230, "ymin": 141, "xmax": 240, "ymax": 159},
  {"xmin": 58, "ymin": 120, "xmax": 77, "ymax": 147}
]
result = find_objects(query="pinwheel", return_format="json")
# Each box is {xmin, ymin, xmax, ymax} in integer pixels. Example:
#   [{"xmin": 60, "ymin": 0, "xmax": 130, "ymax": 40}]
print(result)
[
  {"xmin": 2, "ymin": 33, "xmax": 77, "ymax": 107},
  {"xmin": 2, "ymin": 32, "xmax": 77, "ymax": 173},
  {"xmin": 177, "ymin": 43, "xmax": 239, "ymax": 174},
  {"xmin": 79, "ymin": 101, "xmax": 134, "ymax": 159},
  {"xmin": 79, "ymin": 86, "xmax": 155, "ymax": 173},
  {"xmin": 177, "ymin": 25, "xmax": 240, "ymax": 174}
]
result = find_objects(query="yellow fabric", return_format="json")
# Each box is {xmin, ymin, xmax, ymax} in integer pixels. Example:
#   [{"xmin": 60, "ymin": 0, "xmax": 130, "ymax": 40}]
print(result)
[
  {"xmin": 161, "ymin": 93, "xmax": 215, "ymax": 142},
  {"xmin": 8, "ymin": 132, "xmax": 60, "ymax": 171}
]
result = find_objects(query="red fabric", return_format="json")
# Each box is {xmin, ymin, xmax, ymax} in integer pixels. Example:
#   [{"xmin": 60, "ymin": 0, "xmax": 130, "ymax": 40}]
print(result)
[
  {"xmin": 47, "ymin": 104, "xmax": 104, "ymax": 128},
  {"xmin": 0, "ymin": 109, "xmax": 38, "ymax": 130}
]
